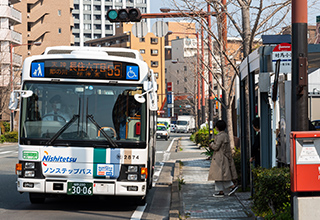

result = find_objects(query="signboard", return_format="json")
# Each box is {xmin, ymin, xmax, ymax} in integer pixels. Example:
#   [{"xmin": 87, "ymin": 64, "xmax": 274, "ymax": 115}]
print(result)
[
  {"xmin": 272, "ymin": 43, "xmax": 291, "ymax": 73},
  {"xmin": 31, "ymin": 59, "xmax": 139, "ymax": 81},
  {"xmin": 167, "ymin": 92, "xmax": 172, "ymax": 104},
  {"xmin": 167, "ymin": 82, "xmax": 172, "ymax": 92}
]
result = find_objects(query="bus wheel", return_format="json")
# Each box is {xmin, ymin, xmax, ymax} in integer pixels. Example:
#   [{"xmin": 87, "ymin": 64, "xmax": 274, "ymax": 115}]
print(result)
[{"xmin": 29, "ymin": 193, "xmax": 46, "ymax": 204}]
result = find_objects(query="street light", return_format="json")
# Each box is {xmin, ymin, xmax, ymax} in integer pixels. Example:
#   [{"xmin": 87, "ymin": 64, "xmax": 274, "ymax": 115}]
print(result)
[{"xmin": 9, "ymin": 41, "xmax": 41, "ymax": 131}]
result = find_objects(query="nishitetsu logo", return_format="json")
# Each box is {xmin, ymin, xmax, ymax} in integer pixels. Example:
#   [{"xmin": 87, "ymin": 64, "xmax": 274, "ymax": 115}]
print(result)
[{"xmin": 42, "ymin": 151, "xmax": 77, "ymax": 163}]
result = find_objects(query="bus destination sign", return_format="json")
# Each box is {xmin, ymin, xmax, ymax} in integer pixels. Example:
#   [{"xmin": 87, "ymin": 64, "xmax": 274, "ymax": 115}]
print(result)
[{"xmin": 30, "ymin": 59, "xmax": 139, "ymax": 81}]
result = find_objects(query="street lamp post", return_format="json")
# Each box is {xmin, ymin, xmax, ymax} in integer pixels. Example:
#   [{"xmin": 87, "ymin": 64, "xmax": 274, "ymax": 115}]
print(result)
[{"xmin": 9, "ymin": 42, "xmax": 41, "ymax": 131}]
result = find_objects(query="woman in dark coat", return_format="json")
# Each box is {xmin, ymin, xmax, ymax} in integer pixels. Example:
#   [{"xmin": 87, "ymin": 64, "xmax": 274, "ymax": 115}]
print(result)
[{"xmin": 208, "ymin": 120, "xmax": 238, "ymax": 197}]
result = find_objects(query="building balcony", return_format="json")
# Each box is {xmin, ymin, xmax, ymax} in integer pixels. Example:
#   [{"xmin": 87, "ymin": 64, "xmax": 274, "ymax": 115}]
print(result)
[
  {"xmin": 0, "ymin": 29, "xmax": 22, "ymax": 44},
  {"xmin": 0, "ymin": 51, "xmax": 22, "ymax": 66},
  {"xmin": 0, "ymin": 6, "xmax": 22, "ymax": 24},
  {"xmin": 10, "ymin": 0, "xmax": 21, "ymax": 4}
]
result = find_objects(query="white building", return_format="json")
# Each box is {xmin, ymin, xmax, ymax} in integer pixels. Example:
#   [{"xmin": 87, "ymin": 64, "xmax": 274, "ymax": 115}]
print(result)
[
  {"xmin": 0, "ymin": 0, "xmax": 22, "ymax": 86},
  {"xmin": 72, "ymin": 0, "xmax": 149, "ymax": 46}
]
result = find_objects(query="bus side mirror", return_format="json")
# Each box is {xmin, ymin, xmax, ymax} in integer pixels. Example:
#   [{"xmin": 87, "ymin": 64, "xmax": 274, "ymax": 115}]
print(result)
[
  {"xmin": 9, "ymin": 92, "xmax": 18, "ymax": 110},
  {"xmin": 9, "ymin": 90, "xmax": 33, "ymax": 110}
]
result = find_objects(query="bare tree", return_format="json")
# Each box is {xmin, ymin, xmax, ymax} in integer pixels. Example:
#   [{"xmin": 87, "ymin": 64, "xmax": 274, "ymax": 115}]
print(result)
[{"xmin": 165, "ymin": 0, "xmax": 298, "ymax": 150}]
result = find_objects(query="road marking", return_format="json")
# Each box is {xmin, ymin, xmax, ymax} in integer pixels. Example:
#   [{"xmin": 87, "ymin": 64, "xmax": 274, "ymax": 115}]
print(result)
[
  {"xmin": 0, "ymin": 151, "xmax": 12, "ymax": 155},
  {"xmin": 130, "ymin": 204, "xmax": 147, "ymax": 220}
]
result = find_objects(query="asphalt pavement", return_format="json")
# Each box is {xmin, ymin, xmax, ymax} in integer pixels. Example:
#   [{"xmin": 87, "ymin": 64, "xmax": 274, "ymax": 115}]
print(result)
[{"xmin": 169, "ymin": 136, "xmax": 255, "ymax": 220}]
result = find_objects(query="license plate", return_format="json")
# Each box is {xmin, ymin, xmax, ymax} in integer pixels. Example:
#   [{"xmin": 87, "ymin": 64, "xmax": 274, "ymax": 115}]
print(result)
[
  {"xmin": 67, "ymin": 182, "xmax": 93, "ymax": 196},
  {"xmin": 157, "ymin": 135, "xmax": 161, "ymax": 138}
]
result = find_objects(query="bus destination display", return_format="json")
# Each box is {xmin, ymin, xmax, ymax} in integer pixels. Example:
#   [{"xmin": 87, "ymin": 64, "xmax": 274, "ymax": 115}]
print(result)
[{"xmin": 30, "ymin": 59, "xmax": 139, "ymax": 81}]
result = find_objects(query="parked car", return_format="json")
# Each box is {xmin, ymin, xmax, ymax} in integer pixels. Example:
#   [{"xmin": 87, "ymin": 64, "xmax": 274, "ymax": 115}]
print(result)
[
  {"xmin": 170, "ymin": 124, "xmax": 176, "ymax": 133},
  {"xmin": 156, "ymin": 124, "xmax": 170, "ymax": 140}
]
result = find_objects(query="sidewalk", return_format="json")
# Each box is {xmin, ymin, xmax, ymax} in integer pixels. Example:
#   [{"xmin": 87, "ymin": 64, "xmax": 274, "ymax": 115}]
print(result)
[{"xmin": 170, "ymin": 137, "xmax": 255, "ymax": 220}]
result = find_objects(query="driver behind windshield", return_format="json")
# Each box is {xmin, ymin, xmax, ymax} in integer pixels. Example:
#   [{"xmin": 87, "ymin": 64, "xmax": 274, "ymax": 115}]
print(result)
[{"xmin": 43, "ymin": 95, "xmax": 71, "ymax": 122}]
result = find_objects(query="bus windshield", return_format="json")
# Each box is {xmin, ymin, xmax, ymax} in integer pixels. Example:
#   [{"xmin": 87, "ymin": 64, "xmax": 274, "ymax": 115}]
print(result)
[{"xmin": 20, "ymin": 82, "xmax": 146, "ymax": 146}]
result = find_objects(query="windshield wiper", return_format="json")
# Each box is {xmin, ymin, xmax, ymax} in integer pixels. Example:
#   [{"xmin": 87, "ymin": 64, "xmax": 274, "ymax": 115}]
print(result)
[
  {"xmin": 46, "ymin": 114, "xmax": 80, "ymax": 146},
  {"xmin": 87, "ymin": 114, "xmax": 118, "ymax": 148}
]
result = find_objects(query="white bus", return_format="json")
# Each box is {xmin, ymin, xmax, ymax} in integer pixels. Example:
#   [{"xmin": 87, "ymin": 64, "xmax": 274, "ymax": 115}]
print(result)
[{"xmin": 10, "ymin": 46, "xmax": 158, "ymax": 204}]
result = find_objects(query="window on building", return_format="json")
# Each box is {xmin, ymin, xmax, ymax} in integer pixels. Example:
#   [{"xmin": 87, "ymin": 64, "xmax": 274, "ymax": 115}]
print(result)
[
  {"xmin": 177, "ymin": 70, "xmax": 179, "ymax": 74},
  {"xmin": 176, "ymin": 36, "xmax": 180, "ymax": 39},
  {"xmin": 74, "ymin": 23, "xmax": 80, "ymax": 29},
  {"xmin": 95, "ymin": 15, "xmax": 101, "ymax": 20},
  {"xmin": 84, "ymin": 4, "xmax": 91, "ymax": 11},
  {"xmin": 27, "ymin": 4, "xmax": 31, "ymax": 13},
  {"xmin": 74, "ymin": 4, "xmax": 79, "ymax": 10},
  {"xmin": 177, "ymin": 80, "xmax": 179, "ymax": 85},
  {"xmin": 94, "ymin": 34, "xmax": 101, "ymax": 39},
  {"xmin": 151, "ymin": 38, "xmax": 158, "ymax": 44},
  {"xmin": 151, "ymin": 49, "xmax": 158, "ymax": 55},
  {"xmin": 105, "ymin": 6, "xmax": 111, "ymax": 10},
  {"xmin": 139, "ymin": 38, "xmax": 145, "ymax": 42},
  {"xmin": 105, "ymin": 25, "xmax": 112, "ymax": 30},
  {"xmin": 84, "ymin": 33, "xmax": 91, "ymax": 38},
  {"xmin": 58, "ymin": 28, "xmax": 62, "ymax": 34},
  {"xmin": 58, "ymin": 10, "xmax": 61, "ymax": 16},
  {"xmin": 94, "ymin": 5, "xmax": 101, "ymax": 11},
  {"xmin": 95, "ymin": 24, "xmax": 101, "ymax": 30},
  {"xmin": 140, "ymin": 49, "xmax": 145, "ymax": 54},
  {"xmin": 184, "ymin": 66, "xmax": 187, "ymax": 71},
  {"xmin": 184, "ymin": 87, "xmax": 187, "ymax": 93},
  {"xmin": 165, "ymin": 68, "xmax": 167, "ymax": 73},
  {"xmin": 151, "ymin": 61, "xmax": 159, "ymax": 67},
  {"xmin": 84, "ymin": 14, "xmax": 91, "ymax": 20},
  {"xmin": 184, "ymin": 77, "xmax": 187, "ymax": 82},
  {"xmin": 84, "ymin": 24, "xmax": 91, "ymax": 30},
  {"xmin": 73, "ymin": 14, "xmax": 79, "ymax": 19},
  {"xmin": 74, "ymin": 33, "xmax": 80, "ymax": 38}
]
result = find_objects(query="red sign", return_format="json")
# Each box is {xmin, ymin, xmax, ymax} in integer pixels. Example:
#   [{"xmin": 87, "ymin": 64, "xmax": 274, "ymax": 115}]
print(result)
[
  {"xmin": 167, "ymin": 82, "xmax": 172, "ymax": 92},
  {"xmin": 273, "ymin": 43, "xmax": 291, "ymax": 52}
]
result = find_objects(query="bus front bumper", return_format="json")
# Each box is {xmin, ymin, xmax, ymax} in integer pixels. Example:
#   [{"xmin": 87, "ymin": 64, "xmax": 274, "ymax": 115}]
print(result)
[{"xmin": 17, "ymin": 178, "xmax": 146, "ymax": 196}]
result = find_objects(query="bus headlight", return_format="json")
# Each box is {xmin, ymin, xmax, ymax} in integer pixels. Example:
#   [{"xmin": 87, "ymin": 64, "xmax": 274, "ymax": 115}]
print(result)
[
  {"xmin": 128, "ymin": 165, "xmax": 138, "ymax": 172},
  {"xmin": 128, "ymin": 174, "xmax": 138, "ymax": 181},
  {"xmin": 25, "ymin": 170, "xmax": 35, "ymax": 178},
  {"xmin": 25, "ymin": 162, "xmax": 35, "ymax": 169}
]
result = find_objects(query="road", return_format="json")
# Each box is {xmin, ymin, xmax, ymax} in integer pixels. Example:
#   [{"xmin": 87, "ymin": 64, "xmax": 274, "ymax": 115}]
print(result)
[{"xmin": 0, "ymin": 133, "xmax": 189, "ymax": 220}]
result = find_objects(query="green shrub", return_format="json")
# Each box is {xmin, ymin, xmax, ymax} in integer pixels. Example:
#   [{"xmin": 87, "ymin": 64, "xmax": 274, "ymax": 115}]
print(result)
[
  {"xmin": 252, "ymin": 167, "xmax": 291, "ymax": 219},
  {"xmin": 0, "ymin": 131, "xmax": 18, "ymax": 143}
]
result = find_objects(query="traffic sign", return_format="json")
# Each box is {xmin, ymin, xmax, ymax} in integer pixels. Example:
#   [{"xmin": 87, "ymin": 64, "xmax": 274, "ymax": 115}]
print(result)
[
  {"xmin": 152, "ymin": 21, "xmax": 168, "ymax": 37},
  {"xmin": 272, "ymin": 43, "xmax": 291, "ymax": 73},
  {"xmin": 132, "ymin": 22, "xmax": 148, "ymax": 38}
]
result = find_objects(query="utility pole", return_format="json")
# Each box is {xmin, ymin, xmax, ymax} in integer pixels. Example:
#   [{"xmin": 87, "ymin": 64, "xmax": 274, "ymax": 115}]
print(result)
[{"xmin": 291, "ymin": 0, "xmax": 308, "ymax": 131}]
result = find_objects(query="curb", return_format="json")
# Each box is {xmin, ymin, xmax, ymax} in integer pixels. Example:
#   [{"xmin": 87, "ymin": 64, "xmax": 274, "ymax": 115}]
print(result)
[{"xmin": 169, "ymin": 160, "xmax": 182, "ymax": 220}]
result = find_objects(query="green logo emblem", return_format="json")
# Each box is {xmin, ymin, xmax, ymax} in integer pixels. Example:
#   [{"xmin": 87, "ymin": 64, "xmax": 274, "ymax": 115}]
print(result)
[{"xmin": 23, "ymin": 151, "xmax": 39, "ymax": 160}]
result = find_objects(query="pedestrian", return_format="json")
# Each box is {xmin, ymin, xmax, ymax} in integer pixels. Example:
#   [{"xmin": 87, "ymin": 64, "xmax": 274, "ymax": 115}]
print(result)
[
  {"xmin": 208, "ymin": 120, "xmax": 238, "ymax": 197},
  {"xmin": 250, "ymin": 117, "xmax": 260, "ymax": 167}
]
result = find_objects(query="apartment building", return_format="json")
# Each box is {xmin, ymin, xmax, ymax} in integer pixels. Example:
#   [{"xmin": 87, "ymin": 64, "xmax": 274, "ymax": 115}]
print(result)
[
  {"xmin": 0, "ymin": 0, "xmax": 22, "ymax": 121},
  {"xmin": 0, "ymin": 0, "xmax": 22, "ymax": 86},
  {"xmin": 14, "ymin": 0, "xmax": 74, "ymax": 62},
  {"xmin": 85, "ymin": 22, "xmax": 165, "ymax": 109},
  {"xmin": 72, "ymin": 0, "xmax": 149, "ymax": 46}
]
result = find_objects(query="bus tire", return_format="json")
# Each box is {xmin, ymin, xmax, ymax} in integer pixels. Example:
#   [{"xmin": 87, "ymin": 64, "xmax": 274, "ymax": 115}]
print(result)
[{"xmin": 29, "ymin": 193, "xmax": 46, "ymax": 204}]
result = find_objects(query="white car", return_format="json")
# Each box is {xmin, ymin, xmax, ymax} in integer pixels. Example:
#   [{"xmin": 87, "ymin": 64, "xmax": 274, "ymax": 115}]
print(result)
[
  {"xmin": 156, "ymin": 125, "xmax": 170, "ymax": 140},
  {"xmin": 170, "ymin": 124, "xmax": 176, "ymax": 133}
]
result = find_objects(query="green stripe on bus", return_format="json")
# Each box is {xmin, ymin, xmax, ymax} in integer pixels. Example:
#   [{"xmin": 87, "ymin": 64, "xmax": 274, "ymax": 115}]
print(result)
[{"xmin": 93, "ymin": 148, "xmax": 106, "ymax": 178}]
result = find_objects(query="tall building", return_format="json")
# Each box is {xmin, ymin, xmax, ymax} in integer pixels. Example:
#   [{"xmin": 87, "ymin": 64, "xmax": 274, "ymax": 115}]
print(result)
[
  {"xmin": 0, "ymin": 0, "xmax": 22, "ymax": 86},
  {"xmin": 14, "ymin": 0, "xmax": 74, "ymax": 62},
  {"xmin": 72, "ymin": 0, "xmax": 149, "ymax": 46},
  {"xmin": 85, "ymin": 22, "xmax": 164, "ymax": 109},
  {"xmin": 0, "ymin": 0, "xmax": 22, "ymax": 121}
]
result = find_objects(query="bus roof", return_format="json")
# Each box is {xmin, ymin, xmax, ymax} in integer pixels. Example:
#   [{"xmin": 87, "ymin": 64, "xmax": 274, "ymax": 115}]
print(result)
[{"xmin": 43, "ymin": 46, "xmax": 144, "ymax": 61}]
